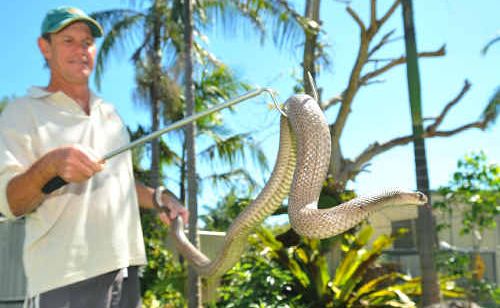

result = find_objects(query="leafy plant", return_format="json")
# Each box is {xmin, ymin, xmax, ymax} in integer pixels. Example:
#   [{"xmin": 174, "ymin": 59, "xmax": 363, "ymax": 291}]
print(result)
[
  {"xmin": 434, "ymin": 152, "xmax": 500, "ymax": 306},
  {"xmin": 200, "ymin": 188, "xmax": 251, "ymax": 231},
  {"xmin": 210, "ymin": 229, "xmax": 303, "ymax": 308},
  {"xmin": 434, "ymin": 151, "xmax": 500, "ymax": 237},
  {"xmin": 140, "ymin": 212, "xmax": 187, "ymax": 308},
  {"xmin": 0, "ymin": 96, "xmax": 14, "ymax": 114},
  {"xmin": 213, "ymin": 224, "xmax": 465, "ymax": 307}
]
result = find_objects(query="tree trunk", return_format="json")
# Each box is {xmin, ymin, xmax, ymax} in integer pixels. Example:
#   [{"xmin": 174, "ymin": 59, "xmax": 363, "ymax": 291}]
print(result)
[
  {"xmin": 276, "ymin": 0, "xmax": 323, "ymax": 248},
  {"xmin": 183, "ymin": 0, "xmax": 201, "ymax": 306},
  {"xmin": 303, "ymin": 0, "xmax": 321, "ymax": 96},
  {"xmin": 150, "ymin": 0, "xmax": 162, "ymax": 187},
  {"xmin": 401, "ymin": 1, "xmax": 441, "ymax": 306}
]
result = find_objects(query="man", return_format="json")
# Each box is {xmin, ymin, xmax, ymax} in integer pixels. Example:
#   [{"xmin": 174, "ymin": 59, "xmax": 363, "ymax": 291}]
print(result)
[{"xmin": 0, "ymin": 6, "xmax": 188, "ymax": 308}]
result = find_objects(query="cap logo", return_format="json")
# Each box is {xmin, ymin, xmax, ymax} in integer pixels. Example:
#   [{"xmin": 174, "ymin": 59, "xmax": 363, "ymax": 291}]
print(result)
[{"xmin": 68, "ymin": 8, "xmax": 83, "ymax": 15}]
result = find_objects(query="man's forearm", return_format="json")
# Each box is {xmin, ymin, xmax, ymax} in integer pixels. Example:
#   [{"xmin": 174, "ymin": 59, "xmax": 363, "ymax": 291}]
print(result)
[
  {"xmin": 135, "ymin": 182, "xmax": 183, "ymax": 211},
  {"xmin": 135, "ymin": 181, "xmax": 156, "ymax": 210},
  {"xmin": 134, "ymin": 181, "xmax": 188, "ymax": 225},
  {"xmin": 6, "ymin": 155, "xmax": 56, "ymax": 217}
]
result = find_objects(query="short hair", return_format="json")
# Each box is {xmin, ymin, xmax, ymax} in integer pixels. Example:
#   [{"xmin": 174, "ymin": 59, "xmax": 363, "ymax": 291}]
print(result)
[
  {"xmin": 41, "ymin": 34, "xmax": 51, "ymax": 68},
  {"xmin": 42, "ymin": 33, "xmax": 52, "ymax": 43}
]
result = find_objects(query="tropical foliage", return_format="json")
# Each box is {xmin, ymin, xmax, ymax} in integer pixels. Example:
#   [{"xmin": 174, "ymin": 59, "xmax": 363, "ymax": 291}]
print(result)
[
  {"xmin": 200, "ymin": 188, "xmax": 251, "ymax": 231},
  {"xmin": 434, "ymin": 152, "xmax": 500, "ymax": 306},
  {"xmin": 434, "ymin": 151, "xmax": 499, "ymax": 237},
  {"xmin": 85, "ymin": 1, "xmax": 499, "ymax": 306},
  {"xmin": 129, "ymin": 133, "xmax": 186, "ymax": 307},
  {"xmin": 0, "ymin": 96, "xmax": 11, "ymax": 113},
  {"xmin": 209, "ymin": 227, "xmax": 302, "ymax": 308},
  {"xmin": 141, "ymin": 213, "xmax": 187, "ymax": 308},
  {"xmin": 213, "ymin": 224, "xmax": 465, "ymax": 307}
]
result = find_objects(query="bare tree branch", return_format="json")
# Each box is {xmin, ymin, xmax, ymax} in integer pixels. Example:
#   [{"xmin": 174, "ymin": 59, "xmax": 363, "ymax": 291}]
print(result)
[
  {"xmin": 370, "ymin": 0, "xmax": 377, "ymax": 30},
  {"xmin": 321, "ymin": 93, "xmax": 344, "ymax": 110},
  {"xmin": 378, "ymin": 0, "xmax": 401, "ymax": 26},
  {"xmin": 347, "ymin": 120, "xmax": 485, "ymax": 181},
  {"xmin": 330, "ymin": 2, "xmax": 403, "ymax": 167},
  {"xmin": 368, "ymin": 29, "xmax": 397, "ymax": 58},
  {"xmin": 350, "ymin": 135, "xmax": 413, "ymax": 179},
  {"xmin": 315, "ymin": 1, "xmax": 494, "ymax": 199},
  {"xmin": 481, "ymin": 34, "xmax": 500, "ymax": 55},
  {"xmin": 360, "ymin": 46, "xmax": 446, "ymax": 84},
  {"xmin": 368, "ymin": 58, "xmax": 396, "ymax": 63},
  {"xmin": 363, "ymin": 79, "xmax": 386, "ymax": 86},
  {"xmin": 426, "ymin": 80, "xmax": 471, "ymax": 133},
  {"xmin": 431, "ymin": 122, "xmax": 488, "ymax": 136},
  {"xmin": 346, "ymin": 6, "xmax": 366, "ymax": 32},
  {"xmin": 343, "ymin": 81, "xmax": 497, "ymax": 181},
  {"xmin": 325, "ymin": 1, "xmax": 448, "ymax": 186}
]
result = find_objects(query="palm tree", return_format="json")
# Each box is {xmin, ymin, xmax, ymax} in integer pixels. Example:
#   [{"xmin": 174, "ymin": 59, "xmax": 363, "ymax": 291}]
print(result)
[
  {"xmin": 92, "ymin": 0, "xmax": 185, "ymax": 186},
  {"xmin": 91, "ymin": 0, "xmax": 302, "ymax": 184},
  {"xmin": 182, "ymin": 0, "xmax": 203, "ymax": 306},
  {"xmin": 401, "ymin": 0, "xmax": 441, "ymax": 305},
  {"xmin": 92, "ymin": 1, "xmax": 299, "ymax": 304}
]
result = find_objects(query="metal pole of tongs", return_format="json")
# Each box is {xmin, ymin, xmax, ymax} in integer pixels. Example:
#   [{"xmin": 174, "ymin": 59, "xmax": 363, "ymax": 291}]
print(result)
[
  {"xmin": 42, "ymin": 88, "xmax": 281, "ymax": 194},
  {"xmin": 103, "ymin": 88, "xmax": 281, "ymax": 161}
]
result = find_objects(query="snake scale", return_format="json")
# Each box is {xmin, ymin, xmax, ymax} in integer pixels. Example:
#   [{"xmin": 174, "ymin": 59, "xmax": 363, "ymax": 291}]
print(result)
[{"xmin": 169, "ymin": 94, "xmax": 427, "ymax": 277}]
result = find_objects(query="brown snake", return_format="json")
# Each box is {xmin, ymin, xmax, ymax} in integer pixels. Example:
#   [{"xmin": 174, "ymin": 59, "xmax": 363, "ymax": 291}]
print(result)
[{"xmin": 167, "ymin": 94, "xmax": 427, "ymax": 277}]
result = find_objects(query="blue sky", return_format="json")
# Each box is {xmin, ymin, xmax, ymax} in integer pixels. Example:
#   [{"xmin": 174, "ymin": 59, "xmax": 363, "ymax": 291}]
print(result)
[{"xmin": 1, "ymin": 1, "xmax": 498, "ymax": 213}]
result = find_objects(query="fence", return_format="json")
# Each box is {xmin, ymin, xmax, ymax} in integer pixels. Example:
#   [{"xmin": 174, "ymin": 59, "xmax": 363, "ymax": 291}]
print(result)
[
  {"xmin": 384, "ymin": 249, "xmax": 498, "ymax": 283},
  {"xmin": 0, "ymin": 219, "xmax": 25, "ymax": 308}
]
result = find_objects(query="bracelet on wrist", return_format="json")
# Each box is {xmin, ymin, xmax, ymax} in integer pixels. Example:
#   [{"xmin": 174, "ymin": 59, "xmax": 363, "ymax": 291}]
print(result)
[{"xmin": 152, "ymin": 186, "xmax": 167, "ymax": 211}]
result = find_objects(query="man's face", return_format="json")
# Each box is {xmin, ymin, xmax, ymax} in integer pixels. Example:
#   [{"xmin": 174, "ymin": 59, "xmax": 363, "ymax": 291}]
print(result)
[{"xmin": 39, "ymin": 21, "xmax": 96, "ymax": 85}]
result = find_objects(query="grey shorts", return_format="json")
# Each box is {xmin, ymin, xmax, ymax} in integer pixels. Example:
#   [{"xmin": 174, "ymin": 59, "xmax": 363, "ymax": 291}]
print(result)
[{"xmin": 25, "ymin": 266, "xmax": 141, "ymax": 308}]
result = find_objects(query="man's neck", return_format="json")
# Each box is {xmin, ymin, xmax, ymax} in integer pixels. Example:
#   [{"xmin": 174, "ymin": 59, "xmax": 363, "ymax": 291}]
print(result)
[{"xmin": 46, "ymin": 79, "xmax": 91, "ymax": 114}]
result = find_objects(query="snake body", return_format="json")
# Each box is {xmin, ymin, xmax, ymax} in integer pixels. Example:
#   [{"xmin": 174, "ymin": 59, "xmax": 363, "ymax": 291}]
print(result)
[{"xmin": 170, "ymin": 94, "xmax": 427, "ymax": 277}]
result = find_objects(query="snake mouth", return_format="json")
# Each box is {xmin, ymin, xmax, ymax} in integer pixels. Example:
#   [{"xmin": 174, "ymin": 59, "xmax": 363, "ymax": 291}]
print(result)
[{"xmin": 416, "ymin": 191, "xmax": 428, "ymax": 204}]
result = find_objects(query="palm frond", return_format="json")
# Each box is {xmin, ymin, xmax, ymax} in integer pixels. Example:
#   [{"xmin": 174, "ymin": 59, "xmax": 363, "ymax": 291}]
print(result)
[
  {"xmin": 203, "ymin": 168, "xmax": 258, "ymax": 191},
  {"xmin": 265, "ymin": 0, "xmax": 306, "ymax": 50},
  {"xmin": 92, "ymin": 11, "xmax": 145, "ymax": 89},
  {"xmin": 199, "ymin": 132, "xmax": 247, "ymax": 166},
  {"xmin": 199, "ymin": 0, "xmax": 303, "ymax": 49},
  {"xmin": 130, "ymin": 30, "xmax": 153, "ymax": 63},
  {"xmin": 91, "ymin": 9, "xmax": 142, "ymax": 32},
  {"xmin": 202, "ymin": 0, "xmax": 266, "ymax": 40},
  {"xmin": 159, "ymin": 136, "xmax": 182, "ymax": 167},
  {"xmin": 199, "ymin": 131, "xmax": 268, "ymax": 174},
  {"xmin": 132, "ymin": 59, "xmax": 183, "ymax": 121}
]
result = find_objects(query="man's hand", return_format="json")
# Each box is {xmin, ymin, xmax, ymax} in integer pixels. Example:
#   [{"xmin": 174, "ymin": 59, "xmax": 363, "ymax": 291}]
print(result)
[
  {"xmin": 157, "ymin": 191, "xmax": 189, "ymax": 226},
  {"xmin": 135, "ymin": 183, "xmax": 189, "ymax": 225},
  {"xmin": 46, "ymin": 145, "xmax": 104, "ymax": 183},
  {"xmin": 6, "ymin": 144, "xmax": 103, "ymax": 217}
]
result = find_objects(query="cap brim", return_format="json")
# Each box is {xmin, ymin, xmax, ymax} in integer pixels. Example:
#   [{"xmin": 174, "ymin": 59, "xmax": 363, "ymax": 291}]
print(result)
[{"xmin": 48, "ymin": 17, "xmax": 103, "ymax": 37}]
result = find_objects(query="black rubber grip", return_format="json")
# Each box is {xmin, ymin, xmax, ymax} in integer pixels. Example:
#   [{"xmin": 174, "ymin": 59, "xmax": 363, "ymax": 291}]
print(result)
[{"xmin": 42, "ymin": 176, "xmax": 68, "ymax": 194}]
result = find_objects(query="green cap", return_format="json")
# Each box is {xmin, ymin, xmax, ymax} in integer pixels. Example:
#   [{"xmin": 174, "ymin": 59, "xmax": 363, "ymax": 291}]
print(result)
[{"xmin": 41, "ymin": 6, "xmax": 103, "ymax": 37}]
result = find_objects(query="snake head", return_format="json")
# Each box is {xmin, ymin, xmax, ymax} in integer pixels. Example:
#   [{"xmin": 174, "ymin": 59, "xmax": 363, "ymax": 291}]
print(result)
[
  {"xmin": 370, "ymin": 189, "xmax": 428, "ymax": 210},
  {"xmin": 395, "ymin": 190, "xmax": 428, "ymax": 206},
  {"xmin": 415, "ymin": 191, "xmax": 428, "ymax": 205}
]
